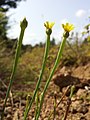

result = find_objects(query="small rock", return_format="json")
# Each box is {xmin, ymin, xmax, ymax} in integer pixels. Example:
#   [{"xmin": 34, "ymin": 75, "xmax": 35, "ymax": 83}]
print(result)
[
  {"xmin": 7, "ymin": 114, "xmax": 12, "ymax": 120},
  {"xmin": 13, "ymin": 97, "xmax": 20, "ymax": 103},
  {"xmin": 71, "ymin": 100, "xmax": 80, "ymax": 108},
  {"xmin": 80, "ymin": 116, "xmax": 87, "ymax": 120},
  {"xmin": 85, "ymin": 113, "xmax": 90, "ymax": 120},
  {"xmin": 71, "ymin": 108, "xmax": 77, "ymax": 114},
  {"xmin": 78, "ymin": 106, "xmax": 88, "ymax": 114},
  {"xmin": 21, "ymin": 100, "xmax": 26, "ymax": 106},
  {"xmin": 76, "ymin": 89, "xmax": 86, "ymax": 97}
]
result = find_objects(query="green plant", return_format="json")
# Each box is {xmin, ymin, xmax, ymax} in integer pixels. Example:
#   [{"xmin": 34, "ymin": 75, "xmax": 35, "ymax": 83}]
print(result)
[
  {"xmin": 1, "ymin": 18, "xmax": 28, "ymax": 120},
  {"xmin": 62, "ymin": 85, "xmax": 75, "ymax": 120},
  {"xmin": 23, "ymin": 21, "xmax": 55, "ymax": 120},
  {"xmin": 1, "ymin": 20, "xmax": 75, "ymax": 120},
  {"xmin": 35, "ymin": 23, "xmax": 74, "ymax": 120}
]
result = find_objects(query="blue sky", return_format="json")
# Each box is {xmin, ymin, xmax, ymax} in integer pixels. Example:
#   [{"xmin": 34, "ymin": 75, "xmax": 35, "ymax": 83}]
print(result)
[{"xmin": 7, "ymin": 0, "xmax": 90, "ymax": 45}]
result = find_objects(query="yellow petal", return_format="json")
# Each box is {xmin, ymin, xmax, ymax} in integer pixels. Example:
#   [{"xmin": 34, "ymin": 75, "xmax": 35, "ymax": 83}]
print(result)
[
  {"xmin": 44, "ymin": 21, "xmax": 55, "ymax": 29},
  {"xmin": 62, "ymin": 23, "xmax": 74, "ymax": 32}
]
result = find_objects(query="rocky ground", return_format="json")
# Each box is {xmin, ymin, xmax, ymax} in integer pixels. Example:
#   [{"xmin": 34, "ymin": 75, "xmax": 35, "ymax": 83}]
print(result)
[{"xmin": 0, "ymin": 63, "xmax": 90, "ymax": 120}]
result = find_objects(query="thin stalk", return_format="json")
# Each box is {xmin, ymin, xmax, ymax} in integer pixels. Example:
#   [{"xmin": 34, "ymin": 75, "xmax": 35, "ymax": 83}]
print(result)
[
  {"xmin": 1, "ymin": 18, "xmax": 27, "ymax": 120},
  {"xmin": 35, "ymin": 36, "xmax": 67, "ymax": 120},
  {"xmin": 62, "ymin": 98, "xmax": 71, "ymax": 120},
  {"xmin": 53, "ymin": 94, "xmax": 56, "ymax": 120},
  {"xmin": 23, "ymin": 35, "xmax": 50, "ymax": 120},
  {"xmin": 48, "ymin": 86, "xmax": 70, "ymax": 120},
  {"xmin": 62, "ymin": 85, "xmax": 75, "ymax": 120},
  {"xmin": 34, "ymin": 92, "xmax": 39, "ymax": 120},
  {"xmin": 69, "ymin": 85, "xmax": 75, "ymax": 99}
]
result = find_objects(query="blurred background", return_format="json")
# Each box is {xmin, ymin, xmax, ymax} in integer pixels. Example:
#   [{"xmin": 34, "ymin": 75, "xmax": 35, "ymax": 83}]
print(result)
[{"xmin": 2, "ymin": 0, "xmax": 90, "ymax": 45}]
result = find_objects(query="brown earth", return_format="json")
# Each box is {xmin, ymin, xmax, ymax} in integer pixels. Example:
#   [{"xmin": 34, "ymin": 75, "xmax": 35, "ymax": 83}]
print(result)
[{"xmin": 0, "ymin": 63, "xmax": 90, "ymax": 120}]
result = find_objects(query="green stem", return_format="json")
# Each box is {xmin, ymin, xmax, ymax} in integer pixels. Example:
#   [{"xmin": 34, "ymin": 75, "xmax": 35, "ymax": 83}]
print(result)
[
  {"xmin": 35, "ymin": 36, "xmax": 67, "ymax": 120},
  {"xmin": 70, "ymin": 85, "xmax": 75, "ymax": 98},
  {"xmin": 35, "ymin": 92, "xmax": 39, "ymax": 119},
  {"xmin": 1, "ymin": 18, "xmax": 27, "ymax": 120},
  {"xmin": 62, "ymin": 85, "xmax": 75, "ymax": 120},
  {"xmin": 23, "ymin": 35, "xmax": 50, "ymax": 120}
]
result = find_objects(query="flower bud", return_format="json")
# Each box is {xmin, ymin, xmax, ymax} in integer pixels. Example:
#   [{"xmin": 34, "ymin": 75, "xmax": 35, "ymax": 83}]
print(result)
[
  {"xmin": 46, "ymin": 29, "xmax": 52, "ymax": 35},
  {"xmin": 63, "ymin": 31, "xmax": 69, "ymax": 38},
  {"xmin": 20, "ymin": 18, "xmax": 28, "ymax": 30}
]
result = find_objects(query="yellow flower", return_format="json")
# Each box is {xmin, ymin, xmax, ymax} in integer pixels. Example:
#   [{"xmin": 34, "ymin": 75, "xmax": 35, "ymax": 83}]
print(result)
[
  {"xmin": 44, "ymin": 21, "xmax": 55, "ymax": 29},
  {"xmin": 62, "ymin": 23, "xmax": 74, "ymax": 32}
]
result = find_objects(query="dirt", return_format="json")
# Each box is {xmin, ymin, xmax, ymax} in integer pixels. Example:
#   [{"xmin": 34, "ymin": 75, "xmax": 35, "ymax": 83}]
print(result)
[{"xmin": 0, "ymin": 63, "xmax": 90, "ymax": 120}]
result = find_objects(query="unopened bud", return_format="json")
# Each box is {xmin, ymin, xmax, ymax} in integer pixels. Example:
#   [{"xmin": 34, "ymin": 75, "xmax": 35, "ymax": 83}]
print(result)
[
  {"xmin": 46, "ymin": 29, "xmax": 52, "ymax": 35},
  {"xmin": 20, "ymin": 18, "xmax": 28, "ymax": 30},
  {"xmin": 63, "ymin": 31, "xmax": 69, "ymax": 38}
]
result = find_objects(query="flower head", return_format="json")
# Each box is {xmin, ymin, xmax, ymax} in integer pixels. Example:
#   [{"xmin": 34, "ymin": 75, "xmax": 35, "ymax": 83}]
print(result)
[
  {"xmin": 44, "ymin": 21, "xmax": 55, "ymax": 29},
  {"xmin": 20, "ymin": 18, "xmax": 28, "ymax": 30},
  {"xmin": 62, "ymin": 23, "xmax": 74, "ymax": 32},
  {"xmin": 44, "ymin": 21, "xmax": 55, "ymax": 35}
]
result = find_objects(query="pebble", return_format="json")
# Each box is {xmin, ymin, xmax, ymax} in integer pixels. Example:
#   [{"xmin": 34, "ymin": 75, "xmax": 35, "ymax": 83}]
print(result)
[
  {"xmin": 80, "ymin": 116, "xmax": 87, "ymax": 120},
  {"xmin": 78, "ymin": 106, "xmax": 88, "ymax": 114}
]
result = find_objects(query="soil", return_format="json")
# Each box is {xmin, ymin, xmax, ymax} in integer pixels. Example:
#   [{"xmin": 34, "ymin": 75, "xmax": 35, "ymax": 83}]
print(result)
[{"xmin": 0, "ymin": 63, "xmax": 90, "ymax": 120}]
